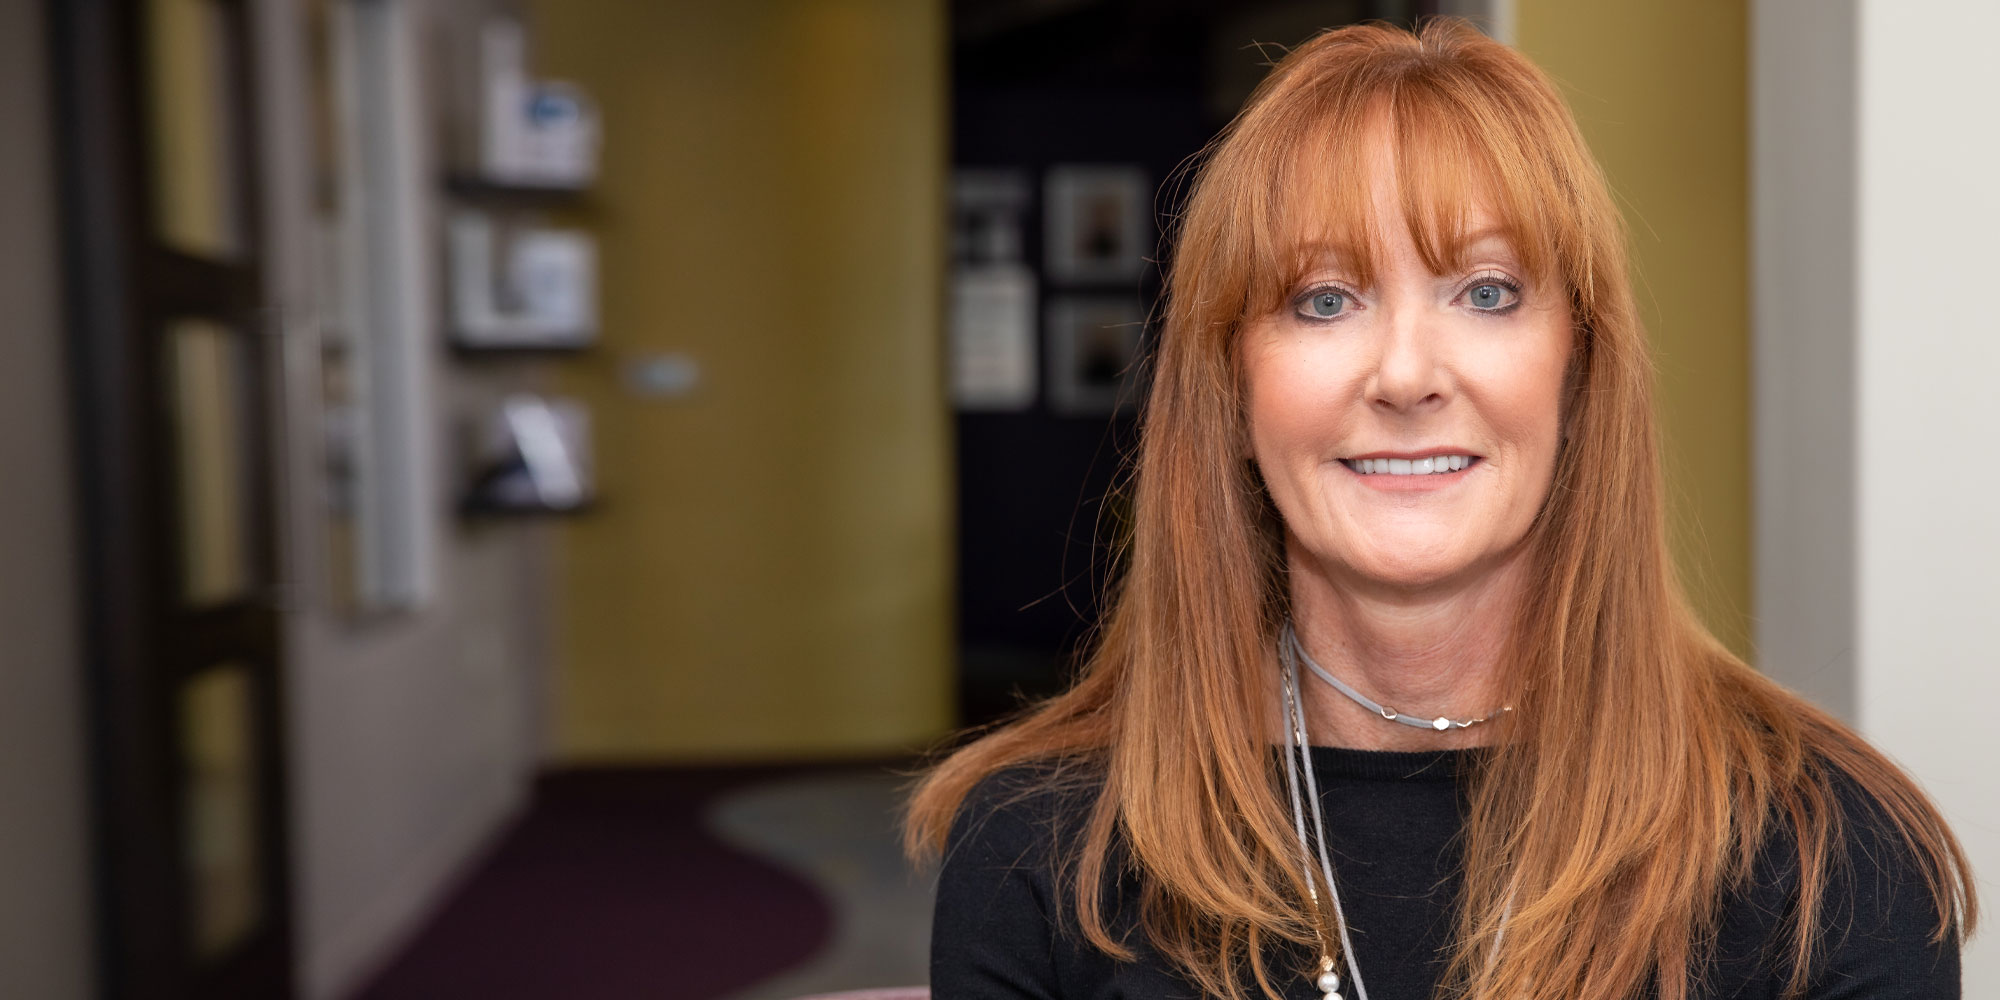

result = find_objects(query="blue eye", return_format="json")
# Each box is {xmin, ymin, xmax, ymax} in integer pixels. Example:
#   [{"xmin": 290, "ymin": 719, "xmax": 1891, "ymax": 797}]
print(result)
[
  {"xmin": 1299, "ymin": 290, "xmax": 1346, "ymax": 319},
  {"xmin": 1464, "ymin": 279, "xmax": 1520, "ymax": 311}
]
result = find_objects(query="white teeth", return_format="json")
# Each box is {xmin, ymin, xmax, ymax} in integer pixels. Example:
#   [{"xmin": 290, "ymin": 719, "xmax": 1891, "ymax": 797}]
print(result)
[{"xmin": 1343, "ymin": 455, "xmax": 1474, "ymax": 476}]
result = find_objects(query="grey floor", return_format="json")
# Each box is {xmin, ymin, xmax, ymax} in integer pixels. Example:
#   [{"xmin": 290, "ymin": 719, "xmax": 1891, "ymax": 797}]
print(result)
[{"xmin": 705, "ymin": 769, "xmax": 936, "ymax": 999}]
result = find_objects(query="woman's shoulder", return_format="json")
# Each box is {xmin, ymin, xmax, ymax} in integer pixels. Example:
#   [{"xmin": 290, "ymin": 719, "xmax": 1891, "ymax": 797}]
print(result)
[
  {"xmin": 934, "ymin": 754, "xmax": 1206, "ymax": 998},
  {"xmin": 930, "ymin": 758, "xmax": 1126, "ymax": 997},
  {"xmin": 1808, "ymin": 757, "xmax": 1954, "ymax": 933},
  {"xmin": 1709, "ymin": 750, "xmax": 1962, "ymax": 996},
  {"xmin": 944, "ymin": 759, "xmax": 1107, "ymax": 864},
  {"xmin": 1736, "ymin": 750, "xmax": 1952, "ymax": 916},
  {"xmin": 1769, "ymin": 747, "xmax": 1957, "ymax": 901}
]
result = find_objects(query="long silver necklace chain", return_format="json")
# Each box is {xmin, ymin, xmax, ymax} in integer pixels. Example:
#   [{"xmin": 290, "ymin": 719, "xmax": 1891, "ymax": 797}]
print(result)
[
  {"xmin": 1283, "ymin": 623, "xmax": 1512, "ymax": 732},
  {"xmin": 1279, "ymin": 635, "xmax": 1368, "ymax": 1000},
  {"xmin": 1277, "ymin": 624, "xmax": 1519, "ymax": 1000}
]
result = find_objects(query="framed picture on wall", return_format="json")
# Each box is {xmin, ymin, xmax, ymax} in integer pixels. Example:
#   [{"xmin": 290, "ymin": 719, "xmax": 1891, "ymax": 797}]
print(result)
[
  {"xmin": 1043, "ymin": 165, "xmax": 1151, "ymax": 284},
  {"xmin": 1047, "ymin": 296, "xmax": 1148, "ymax": 416}
]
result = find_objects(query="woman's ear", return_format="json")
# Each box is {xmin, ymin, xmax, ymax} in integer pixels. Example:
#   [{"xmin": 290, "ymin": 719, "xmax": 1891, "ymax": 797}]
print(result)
[{"xmin": 1557, "ymin": 321, "xmax": 1588, "ymax": 447}]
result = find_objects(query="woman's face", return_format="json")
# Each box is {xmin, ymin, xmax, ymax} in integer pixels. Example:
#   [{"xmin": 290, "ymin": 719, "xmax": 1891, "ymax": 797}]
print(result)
[{"xmin": 1239, "ymin": 151, "xmax": 1573, "ymax": 595}]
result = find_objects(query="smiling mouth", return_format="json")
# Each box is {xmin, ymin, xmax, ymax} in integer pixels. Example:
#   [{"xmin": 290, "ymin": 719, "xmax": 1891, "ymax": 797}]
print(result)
[{"xmin": 1339, "ymin": 455, "xmax": 1480, "ymax": 476}]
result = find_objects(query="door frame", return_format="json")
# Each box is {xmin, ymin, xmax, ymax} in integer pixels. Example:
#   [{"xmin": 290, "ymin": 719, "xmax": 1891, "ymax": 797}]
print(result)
[{"xmin": 48, "ymin": 0, "xmax": 298, "ymax": 995}]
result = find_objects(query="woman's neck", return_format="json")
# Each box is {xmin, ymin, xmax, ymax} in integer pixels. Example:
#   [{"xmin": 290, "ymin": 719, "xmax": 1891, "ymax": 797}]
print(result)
[{"xmin": 1285, "ymin": 547, "xmax": 1528, "ymax": 751}]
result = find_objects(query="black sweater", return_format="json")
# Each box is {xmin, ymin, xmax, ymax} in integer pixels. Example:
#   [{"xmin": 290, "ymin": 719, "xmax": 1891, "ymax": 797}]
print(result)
[{"xmin": 931, "ymin": 747, "xmax": 1959, "ymax": 999}]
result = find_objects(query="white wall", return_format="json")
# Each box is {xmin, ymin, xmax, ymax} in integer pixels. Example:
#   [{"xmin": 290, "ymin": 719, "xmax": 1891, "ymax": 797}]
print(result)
[
  {"xmin": 1852, "ymin": 0, "xmax": 2000, "ymax": 989},
  {"xmin": 254, "ymin": 1, "xmax": 550, "ymax": 996},
  {"xmin": 0, "ymin": 0, "xmax": 95, "ymax": 995},
  {"xmin": 1755, "ymin": 0, "xmax": 1999, "ymax": 990}
]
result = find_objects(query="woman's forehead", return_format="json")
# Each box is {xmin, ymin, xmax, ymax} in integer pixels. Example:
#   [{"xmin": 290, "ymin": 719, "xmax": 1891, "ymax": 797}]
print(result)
[
  {"xmin": 1286, "ymin": 220, "xmax": 1526, "ymax": 275},
  {"xmin": 1226, "ymin": 90, "xmax": 1572, "ymax": 312},
  {"xmin": 1268, "ymin": 146, "xmax": 1531, "ymax": 283}
]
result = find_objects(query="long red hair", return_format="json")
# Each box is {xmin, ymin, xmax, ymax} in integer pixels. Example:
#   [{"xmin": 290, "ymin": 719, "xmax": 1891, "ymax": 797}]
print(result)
[{"xmin": 907, "ymin": 18, "xmax": 1974, "ymax": 1000}]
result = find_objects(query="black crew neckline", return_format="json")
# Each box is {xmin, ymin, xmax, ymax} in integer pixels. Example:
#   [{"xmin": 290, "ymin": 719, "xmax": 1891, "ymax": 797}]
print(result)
[{"xmin": 1300, "ymin": 744, "xmax": 1477, "ymax": 782}]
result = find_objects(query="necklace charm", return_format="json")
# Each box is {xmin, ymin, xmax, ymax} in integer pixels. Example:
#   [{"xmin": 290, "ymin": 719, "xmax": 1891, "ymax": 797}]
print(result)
[{"xmin": 1317, "ymin": 957, "xmax": 1344, "ymax": 1000}]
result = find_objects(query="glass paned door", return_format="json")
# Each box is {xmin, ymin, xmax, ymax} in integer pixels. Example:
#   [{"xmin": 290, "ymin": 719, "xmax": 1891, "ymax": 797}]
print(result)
[
  {"xmin": 145, "ymin": 0, "xmax": 246, "ymax": 258},
  {"xmin": 54, "ymin": 0, "xmax": 297, "ymax": 995},
  {"xmin": 165, "ymin": 318, "xmax": 257, "ymax": 606},
  {"xmin": 179, "ymin": 662, "xmax": 265, "ymax": 958}
]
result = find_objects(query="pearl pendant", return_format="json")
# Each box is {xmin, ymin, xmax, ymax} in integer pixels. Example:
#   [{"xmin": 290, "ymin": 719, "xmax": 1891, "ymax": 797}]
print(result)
[
  {"xmin": 1323, "ymin": 993, "xmax": 1343, "ymax": 1000},
  {"xmin": 1316, "ymin": 970, "xmax": 1342, "ymax": 992}
]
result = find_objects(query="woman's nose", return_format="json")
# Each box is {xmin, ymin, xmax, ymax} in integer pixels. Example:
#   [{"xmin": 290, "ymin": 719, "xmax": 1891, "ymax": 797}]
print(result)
[{"xmin": 1367, "ymin": 305, "xmax": 1448, "ymax": 414}]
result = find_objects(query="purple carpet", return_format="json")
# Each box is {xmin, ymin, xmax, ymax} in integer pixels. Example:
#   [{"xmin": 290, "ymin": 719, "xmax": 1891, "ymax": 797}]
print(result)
[{"xmin": 350, "ymin": 766, "xmax": 839, "ymax": 1000}]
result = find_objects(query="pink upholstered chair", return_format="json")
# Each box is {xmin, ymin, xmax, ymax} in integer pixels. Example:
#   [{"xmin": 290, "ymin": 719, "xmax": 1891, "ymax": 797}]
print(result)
[{"xmin": 792, "ymin": 990, "xmax": 930, "ymax": 1000}]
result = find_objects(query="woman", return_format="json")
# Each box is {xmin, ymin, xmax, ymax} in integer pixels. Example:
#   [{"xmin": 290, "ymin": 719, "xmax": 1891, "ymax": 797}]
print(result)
[{"xmin": 907, "ymin": 18, "xmax": 1975, "ymax": 1000}]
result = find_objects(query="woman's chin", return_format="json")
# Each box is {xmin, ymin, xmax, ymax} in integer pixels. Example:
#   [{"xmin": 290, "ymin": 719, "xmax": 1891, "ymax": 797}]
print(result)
[
  {"xmin": 1308, "ymin": 546, "xmax": 1478, "ymax": 593},
  {"xmin": 1353, "ymin": 560, "xmax": 1471, "ymax": 592}
]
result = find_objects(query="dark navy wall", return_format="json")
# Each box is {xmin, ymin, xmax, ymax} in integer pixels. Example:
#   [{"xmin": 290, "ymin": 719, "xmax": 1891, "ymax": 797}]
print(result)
[{"xmin": 949, "ymin": 0, "xmax": 1425, "ymax": 725}]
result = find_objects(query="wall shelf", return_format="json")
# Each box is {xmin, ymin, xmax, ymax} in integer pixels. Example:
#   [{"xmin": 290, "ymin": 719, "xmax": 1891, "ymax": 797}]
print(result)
[
  {"xmin": 458, "ymin": 496, "xmax": 597, "ymax": 518},
  {"xmin": 448, "ymin": 338, "xmax": 595, "ymax": 358},
  {"xmin": 444, "ymin": 173, "xmax": 591, "ymax": 205}
]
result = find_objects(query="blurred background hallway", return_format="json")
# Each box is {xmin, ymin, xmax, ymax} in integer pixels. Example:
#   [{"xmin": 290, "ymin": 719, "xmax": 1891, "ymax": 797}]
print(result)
[{"xmin": 3, "ymin": 0, "xmax": 1995, "ymax": 997}]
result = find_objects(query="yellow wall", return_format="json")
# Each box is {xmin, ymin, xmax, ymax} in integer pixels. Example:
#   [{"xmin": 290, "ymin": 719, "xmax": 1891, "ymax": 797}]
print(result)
[
  {"xmin": 1516, "ymin": 1, "xmax": 1752, "ymax": 655},
  {"xmin": 533, "ymin": 0, "xmax": 953, "ymax": 761}
]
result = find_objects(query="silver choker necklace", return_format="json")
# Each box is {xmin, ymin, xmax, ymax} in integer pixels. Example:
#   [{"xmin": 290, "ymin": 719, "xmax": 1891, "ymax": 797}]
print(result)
[{"xmin": 1282, "ymin": 623, "xmax": 1512, "ymax": 732}]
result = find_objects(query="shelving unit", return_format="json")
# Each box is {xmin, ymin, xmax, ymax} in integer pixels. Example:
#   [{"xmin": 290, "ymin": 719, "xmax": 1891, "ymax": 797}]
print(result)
[{"xmin": 443, "ymin": 18, "xmax": 603, "ymax": 521}]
